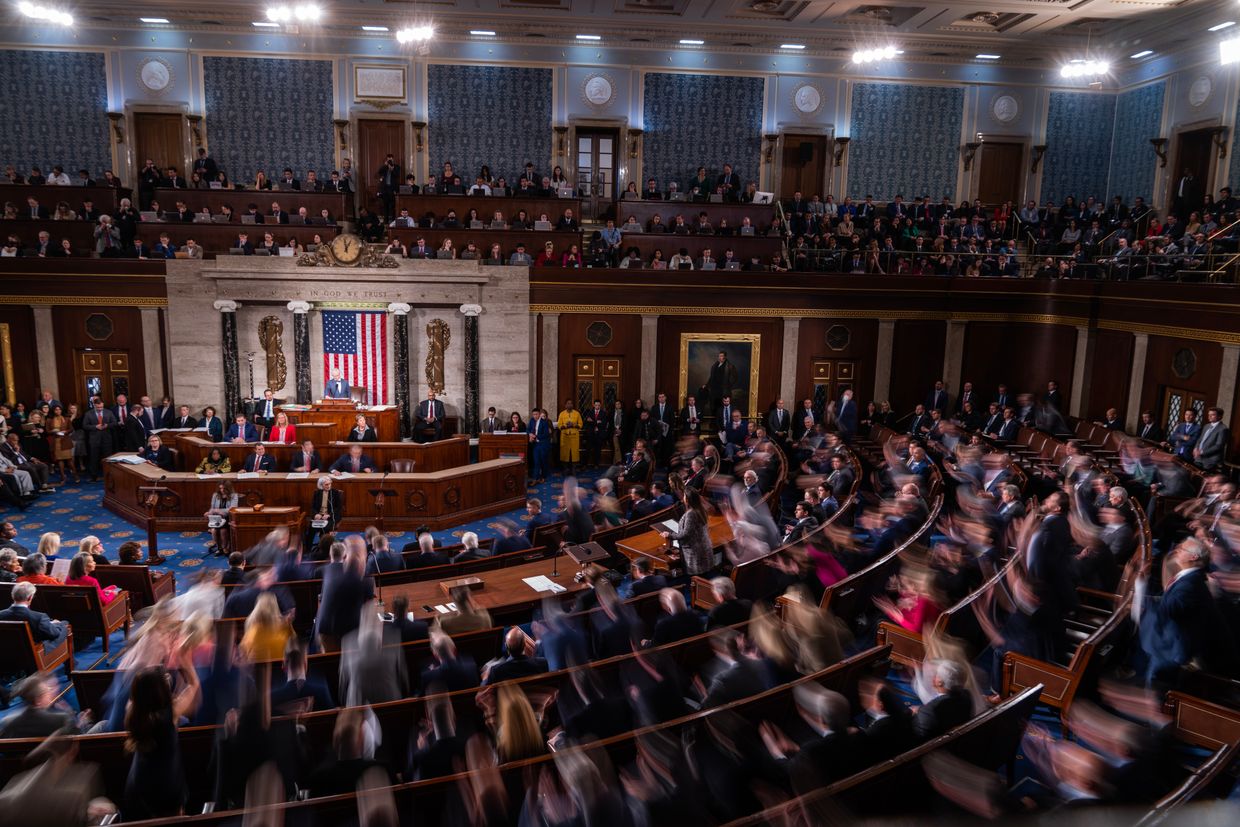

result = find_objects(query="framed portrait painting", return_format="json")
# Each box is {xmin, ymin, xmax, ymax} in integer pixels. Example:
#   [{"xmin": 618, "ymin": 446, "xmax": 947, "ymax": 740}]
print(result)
[{"xmin": 678, "ymin": 333, "xmax": 760, "ymax": 417}]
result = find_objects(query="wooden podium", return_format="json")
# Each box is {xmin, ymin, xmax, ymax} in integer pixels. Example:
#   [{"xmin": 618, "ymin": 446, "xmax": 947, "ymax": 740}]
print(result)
[
  {"xmin": 230, "ymin": 506, "xmax": 305, "ymax": 552},
  {"xmin": 279, "ymin": 401, "xmax": 401, "ymax": 442}
]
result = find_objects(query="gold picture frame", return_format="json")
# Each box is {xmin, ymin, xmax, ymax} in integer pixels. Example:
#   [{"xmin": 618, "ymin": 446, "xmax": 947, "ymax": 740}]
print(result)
[
  {"xmin": 0, "ymin": 324, "xmax": 14, "ymax": 406},
  {"xmin": 678, "ymin": 332, "xmax": 760, "ymax": 417},
  {"xmin": 353, "ymin": 64, "xmax": 408, "ymax": 103}
]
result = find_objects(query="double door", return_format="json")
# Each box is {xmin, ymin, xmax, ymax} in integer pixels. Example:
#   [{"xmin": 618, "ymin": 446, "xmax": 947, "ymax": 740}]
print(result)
[
  {"xmin": 1161, "ymin": 386, "xmax": 1208, "ymax": 437},
  {"xmin": 76, "ymin": 349, "xmax": 132, "ymax": 407},
  {"xmin": 807, "ymin": 358, "xmax": 856, "ymax": 415},
  {"xmin": 575, "ymin": 129, "xmax": 617, "ymax": 221}
]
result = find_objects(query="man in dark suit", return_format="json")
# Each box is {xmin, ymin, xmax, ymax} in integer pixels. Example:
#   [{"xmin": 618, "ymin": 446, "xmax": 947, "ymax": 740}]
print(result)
[
  {"xmin": 628, "ymin": 556, "xmax": 669, "ymax": 597},
  {"xmin": 1193, "ymin": 406, "xmax": 1229, "ymax": 470},
  {"xmin": 24, "ymin": 197, "xmax": 48, "ymax": 219},
  {"xmin": 268, "ymin": 201, "xmax": 290, "ymax": 224},
  {"xmin": 651, "ymin": 392, "xmax": 675, "ymax": 464},
  {"xmin": 648, "ymin": 589, "xmax": 704, "ymax": 646},
  {"xmin": 761, "ymin": 684, "xmax": 859, "ymax": 796},
  {"xmin": 628, "ymin": 486, "xmax": 659, "ymax": 519},
  {"xmin": 907, "ymin": 404, "xmax": 931, "ymax": 438},
  {"xmin": 242, "ymin": 444, "xmax": 276, "ymax": 473},
  {"xmin": 276, "ymin": 168, "xmax": 300, "ymax": 190},
  {"xmin": 420, "ymin": 633, "xmax": 481, "ymax": 693},
  {"xmin": 226, "ymin": 414, "xmax": 259, "ymax": 443},
  {"xmin": 1025, "ymin": 492, "xmax": 1077, "ymax": 661},
  {"xmin": 254, "ymin": 389, "xmax": 279, "ymax": 431},
  {"xmin": 192, "ymin": 148, "xmax": 218, "ymax": 181},
  {"xmin": 120, "ymin": 404, "xmax": 148, "ymax": 454},
  {"xmin": 315, "ymin": 541, "xmax": 375, "ymax": 648},
  {"xmin": 404, "ymin": 532, "xmax": 451, "ymax": 567},
  {"xmin": 479, "ymin": 406, "xmax": 501, "ymax": 435},
  {"xmin": 858, "ymin": 679, "xmax": 916, "ymax": 764},
  {"xmin": 716, "ymin": 163, "xmax": 741, "ymax": 201},
  {"xmin": 376, "ymin": 155, "xmax": 401, "ymax": 220},
  {"xmin": 1044, "ymin": 380, "xmax": 1063, "ymax": 411},
  {"xmin": 721, "ymin": 410, "xmax": 748, "ymax": 460},
  {"xmin": 836, "ymin": 389, "xmax": 858, "ymax": 440},
  {"xmin": 0, "ymin": 582, "xmax": 69, "ymax": 652},
  {"xmin": 996, "ymin": 407, "xmax": 1021, "ymax": 442},
  {"xmin": 492, "ymin": 520, "xmax": 532, "ymax": 555},
  {"xmin": 992, "ymin": 384, "xmax": 1011, "ymax": 411},
  {"xmin": 925, "ymin": 380, "xmax": 949, "ymax": 414},
  {"xmin": 366, "ymin": 535, "xmax": 404, "ymax": 574},
  {"xmin": 1136, "ymin": 411, "xmax": 1163, "ymax": 443},
  {"xmin": 767, "ymin": 398, "xmax": 792, "ymax": 444},
  {"xmin": 582, "ymin": 399, "xmax": 609, "ymax": 468},
  {"xmin": 1168, "ymin": 409, "xmax": 1201, "ymax": 460},
  {"xmin": 232, "ymin": 233, "xmax": 255, "ymax": 255},
  {"xmin": 783, "ymin": 502, "xmax": 819, "ymax": 544},
  {"xmin": 415, "ymin": 390, "xmax": 446, "ymax": 442},
  {"xmin": 706, "ymin": 577, "xmax": 751, "ymax": 629},
  {"xmin": 912, "ymin": 659, "xmax": 973, "ymax": 741},
  {"xmin": 289, "ymin": 440, "xmax": 321, "ymax": 472},
  {"xmin": 523, "ymin": 498, "xmax": 556, "ymax": 543},
  {"xmin": 678, "ymin": 395, "xmax": 703, "ymax": 441},
  {"xmin": 270, "ymin": 647, "xmax": 335, "ymax": 714},
  {"xmin": 407, "ymin": 699, "xmax": 467, "ymax": 780},
  {"xmin": 330, "ymin": 444, "xmax": 376, "ymax": 474},
  {"xmin": 0, "ymin": 674, "xmax": 77, "ymax": 738},
  {"xmin": 137, "ymin": 434, "xmax": 174, "ymax": 471},
  {"xmin": 825, "ymin": 454, "xmax": 855, "ymax": 501},
  {"xmin": 1137, "ymin": 539, "xmax": 1223, "ymax": 686},
  {"xmin": 484, "ymin": 627, "xmax": 549, "ymax": 685},
  {"xmin": 161, "ymin": 166, "xmax": 185, "ymax": 189},
  {"xmin": 324, "ymin": 369, "xmax": 351, "ymax": 400}
]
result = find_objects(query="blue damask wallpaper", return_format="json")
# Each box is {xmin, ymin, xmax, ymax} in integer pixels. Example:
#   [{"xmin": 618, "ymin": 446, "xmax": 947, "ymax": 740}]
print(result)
[
  {"xmin": 1040, "ymin": 91, "xmax": 1116, "ymax": 205},
  {"xmin": 0, "ymin": 50, "xmax": 110, "ymax": 177},
  {"xmin": 203, "ymin": 57, "xmax": 334, "ymax": 182},
  {"xmin": 847, "ymin": 83, "xmax": 964, "ymax": 201},
  {"xmin": 427, "ymin": 65, "xmax": 552, "ymax": 184},
  {"xmin": 1107, "ymin": 82, "xmax": 1164, "ymax": 204},
  {"xmin": 1230, "ymin": 98, "xmax": 1240, "ymax": 193},
  {"xmin": 642, "ymin": 72, "xmax": 764, "ymax": 191}
]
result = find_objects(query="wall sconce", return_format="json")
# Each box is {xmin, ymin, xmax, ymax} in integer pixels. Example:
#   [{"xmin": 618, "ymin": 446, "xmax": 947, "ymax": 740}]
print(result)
[
  {"xmin": 411, "ymin": 121, "xmax": 426, "ymax": 154},
  {"xmin": 762, "ymin": 134, "xmax": 779, "ymax": 164},
  {"xmin": 553, "ymin": 126, "xmax": 569, "ymax": 157},
  {"xmin": 333, "ymin": 119, "xmax": 349, "ymax": 150},
  {"xmin": 1030, "ymin": 144, "xmax": 1047, "ymax": 174},
  {"xmin": 1149, "ymin": 137, "xmax": 1167, "ymax": 168},
  {"xmin": 186, "ymin": 114, "xmax": 204, "ymax": 150},
  {"xmin": 107, "ymin": 112, "xmax": 125, "ymax": 144},
  {"xmin": 962, "ymin": 141, "xmax": 982, "ymax": 172},
  {"xmin": 833, "ymin": 136, "xmax": 850, "ymax": 167},
  {"xmin": 1210, "ymin": 126, "xmax": 1229, "ymax": 159},
  {"xmin": 627, "ymin": 129, "xmax": 642, "ymax": 159}
]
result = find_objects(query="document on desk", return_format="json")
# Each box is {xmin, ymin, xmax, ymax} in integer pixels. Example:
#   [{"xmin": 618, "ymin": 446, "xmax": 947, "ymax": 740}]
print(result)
[
  {"xmin": 286, "ymin": 472, "xmax": 311, "ymax": 479},
  {"xmin": 523, "ymin": 575, "xmax": 567, "ymax": 594},
  {"xmin": 433, "ymin": 602, "xmax": 458, "ymax": 614},
  {"xmin": 660, "ymin": 519, "xmax": 679, "ymax": 533},
  {"xmin": 236, "ymin": 472, "xmax": 260, "ymax": 479}
]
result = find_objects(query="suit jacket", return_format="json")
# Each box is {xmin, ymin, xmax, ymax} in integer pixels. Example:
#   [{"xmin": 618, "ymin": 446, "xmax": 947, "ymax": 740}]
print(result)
[
  {"xmin": 528, "ymin": 418, "xmax": 551, "ymax": 445},
  {"xmin": 226, "ymin": 423, "xmax": 259, "ymax": 442},
  {"xmin": 1137, "ymin": 421, "xmax": 1163, "ymax": 442},
  {"xmin": 485, "ymin": 654, "xmax": 549, "ymax": 685},
  {"xmin": 723, "ymin": 420, "xmax": 748, "ymax": 446},
  {"xmin": 270, "ymin": 676, "xmax": 335, "ymax": 714},
  {"xmin": 0, "ymin": 706, "xmax": 75, "ymax": 738},
  {"xmin": 324, "ymin": 378, "xmax": 352, "ymax": 399},
  {"xmin": 997, "ymin": 419, "xmax": 1020, "ymax": 441},
  {"xmin": 347, "ymin": 427, "xmax": 378, "ymax": 442},
  {"xmin": 1139, "ymin": 568, "xmax": 1215, "ymax": 677},
  {"xmin": 290, "ymin": 450, "xmax": 321, "ymax": 472},
  {"xmin": 907, "ymin": 413, "xmax": 930, "ymax": 436},
  {"xmin": 479, "ymin": 415, "xmax": 502, "ymax": 434},
  {"xmin": 202, "ymin": 416, "xmax": 224, "ymax": 443},
  {"xmin": 925, "ymin": 389, "xmax": 949, "ymax": 413},
  {"xmin": 121, "ymin": 416, "xmax": 148, "ymax": 451},
  {"xmin": 767, "ymin": 408, "xmax": 792, "ymax": 437},
  {"xmin": 912, "ymin": 689, "xmax": 973, "ymax": 740},
  {"xmin": 366, "ymin": 550, "xmax": 405, "ymax": 574},
  {"xmin": 1169, "ymin": 422, "xmax": 1201, "ymax": 457},
  {"xmin": 242, "ymin": 453, "xmax": 276, "ymax": 472},
  {"xmin": 1195, "ymin": 422, "xmax": 1229, "ymax": 468},
  {"xmin": 836, "ymin": 398, "xmax": 858, "ymax": 435},
  {"xmin": 315, "ymin": 566, "xmax": 375, "ymax": 639},
  {"xmin": 415, "ymin": 399, "xmax": 445, "ymax": 426},
  {"xmin": 308, "ymin": 488, "xmax": 343, "ymax": 524},
  {"xmin": 141, "ymin": 445, "xmax": 175, "ymax": 471},
  {"xmin": 0, "ymin": 604, "xmax": 61, "ymax": 643}
]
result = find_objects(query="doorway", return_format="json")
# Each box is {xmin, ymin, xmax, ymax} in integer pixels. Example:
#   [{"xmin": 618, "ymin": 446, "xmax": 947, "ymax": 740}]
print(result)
[
  {"xmin": 574, "ymin": 129, "xmax": 618, "ymax": 221},
  {"xmin": 976, "ymin": 142, "xmax": 1024, "ymax": 205},
  {"xmin": 779, "ymin": 135, "xmax": 827, "ymax": 200},
  {"xmin": 75, "ymin": 349, "xmax": 132, "ymax": 408},
  {"xmin": 1171, "ymin": 128, "xmax": 1214, "ymax": 217},
  {"xmin": 806, "ymin": 359, "xmax": 856, "ymax": 417},
  {"xmin": 356, "ymin": 119, "xmax": 407, "ymax": 217},
  {"xmin": 132, "ymin": 113, "xmax": 185, "ymax": 175},
  {"xmin": 1161, "ymin": 386, "xmax": 1208, "ymax": 438}
]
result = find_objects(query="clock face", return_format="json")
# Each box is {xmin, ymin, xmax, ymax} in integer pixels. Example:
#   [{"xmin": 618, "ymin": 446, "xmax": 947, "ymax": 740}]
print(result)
[
  {"xmin": 583, "ymin": 75, "xmax": 614, "ymax": 107},
  {"xmin": 793, "ymin": 85, "xmax": 822, "ymax": 115},
  {"xmin": 138, "ymin": 58, "xmax": 171, "ymax": 93},
  {"xmin": 329, "ymin": 233, "xmax": 363, "ymax": 265}
]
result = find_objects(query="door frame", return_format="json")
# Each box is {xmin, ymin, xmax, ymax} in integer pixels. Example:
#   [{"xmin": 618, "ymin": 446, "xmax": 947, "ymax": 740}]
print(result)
[
  {"xmin": 969, "ymin": 138, "xmax": 1029, "ymax": 204},
  {"xmin": 351, "ymin": 113, "xmax": 413, "ymax": 216},
  {"xmin": 773, "ymin": 124, "xmax": 833, "ymax": 200},
  {"xmin": 568, "ymin": 117, "xmax": 630, "ymax": 194},
  {"xmin": 1167, "ymin": 119, "xmax": 1223, "ymax": 211},
  {"xmin": 122, "ymin": 104, "xmax": 192, "ymax": 191}
]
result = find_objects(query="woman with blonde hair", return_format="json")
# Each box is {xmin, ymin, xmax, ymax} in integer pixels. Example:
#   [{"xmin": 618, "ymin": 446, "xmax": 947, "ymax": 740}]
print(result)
[
  {"xmin": 37, "ymin": 531, "xmax": 60, "ymax": 560},
  {"xmin": 240, "ymin": 591, "xmax": 291, "ymax": 663},
  {"xmin": 495, "ymin": 682, "xmax": 547, "ymax": 763}
]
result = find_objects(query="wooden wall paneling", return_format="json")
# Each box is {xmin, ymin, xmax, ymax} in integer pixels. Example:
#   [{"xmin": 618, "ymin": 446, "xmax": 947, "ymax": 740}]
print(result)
[
  {"xmin": 356, "ymin": 119, "xmax": 407, "ymax": 218},
  {"xmin": 654, "ymin": 316, "xmax": 784, "ymax": 416},
  {"xmin": 1140, "ymin": 335, "xmax": 1222, "ymax": 423},
  {"xmin": 889, "ymin": 320, "xmax": 946, "ymax": 415},
  {"xmin": 959, "ymin": 322, "xmax": 1077, "ymax": 406},
  {"xmin": 1085, "ymin": 329, "xmax": 1133, "ymax": 422},
  {"xmin": 556, "ymin": 314, "xmax": 642, "ymax": 411},
  {"xmin": 51, "ymin": 306, "xmax": 148, "ymax": 409},
  {"xmin": 795, "ymin": 318, "xmax": 878, "ymax": 405},
  {"xmin": 0, "ymin": 306, "xmax": 38, "ymax": 405}
]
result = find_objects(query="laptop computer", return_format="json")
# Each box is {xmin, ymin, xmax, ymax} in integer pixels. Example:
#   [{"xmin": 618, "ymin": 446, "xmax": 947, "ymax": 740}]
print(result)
[
  {"xmin": 724, "ymin": 261, "xmax": 741, "ymax": 270},
  {"xmin": 308, "ymin": 217, "xmax": 325, "ymax": 226},
  {"xmin": 139, "ymin": 211, "xmax": 158, "ymax": 222},
  {"xmin": 276, "ymin": 183, "xmax": 295, "ymax": 191},
  {"xmin": 700, "ymin": 262, "xmax": 717, "ymax": 270},
  {"xmin": 173, "ymin": 251, "xmax": 190, "ymax": 259},
  {"xmin": 398, "ymin": 185, "xmax": 414, "ymax": 195},
  {"xmin": 228, "ymin": 248, "xmax": 245, "ymax": 255},
  {"xmin": 436, "ymin": 250, "xmax": 454, "ymax": 259},
  {"xmin": 489, "ymin": 221, "xmax": 508, "ymax": 230},
  {"xmin": 278, "ymin": 247, "xmax": 296, "ymax": 257},
  {"xmin": 740, "ymin": 226, "xmax": 755, "ymax": 236},
  {"xmin": 534, "ymin": 220, "xmax": 553, "ymax": 231},
  {"xmin": 289, "ymin": 215, "xmax": 306, "ymax": 225},
  {"xmin": 211, "ymin": 214, "xmax": 231, "ymax": 223},
  {"xmin": 241, "ymin": 214, "xmax": 256, "ymax": 225},
  {"xmin": 469, "ymin": 220, "xmax": 484, "ymax": 229},
  {"xmin": 754, "ymin": 191, "xmax": 774, "ymax": 204},
  {"xmin": 209, "ymin": 181, "xmax": 223, "ymax": 189},
  {"xmin": 193, "ymin": 214, "xmax": 211, "ymax": 223},
  {"xmin": 668, "ymin": 192, "xmax": 687, "ymax": 202},
  {"xmin": 491, "ymin": 187, "xmax": 507, "ymax": 197},
  {"xmin": 709, "ymin": 194, "xmax": 723, "ymax": 203},
  {"xmin": 556, "ymin": 187, "xmax": 574, "ymax": 198},
  {"xmin": 253, "ymin": 249, "xmax": 271, "ymax": 256}
]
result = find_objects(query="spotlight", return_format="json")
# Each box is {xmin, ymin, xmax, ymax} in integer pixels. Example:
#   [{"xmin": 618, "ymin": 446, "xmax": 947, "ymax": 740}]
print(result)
[
  {"xmin": 265, "ymin": 4, "xmax": 321, "ymax": 24},
  {"xmin": 1060, "ymin": 59, "xmax": 1109, "ymax": 78},
  {"xmin": 396, "ymin": 25, "xmax": 434, "ymax": 43},
  {"xmin": 1222, "ymin": 36, "xmax": 1240, "ymax": 65},
  {"xmin": 852, "ymin": 45, "xmax": 900, "ymax": 64},
  {"xmin": 17, "ymin": 1, "xmax": 73, "ymax": 25}
]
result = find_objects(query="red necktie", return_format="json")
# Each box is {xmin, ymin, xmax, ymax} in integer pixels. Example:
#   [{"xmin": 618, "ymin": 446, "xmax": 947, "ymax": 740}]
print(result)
[{"xmin": 352, "ymin": 458, "xmax": 359, "ymax": 472}]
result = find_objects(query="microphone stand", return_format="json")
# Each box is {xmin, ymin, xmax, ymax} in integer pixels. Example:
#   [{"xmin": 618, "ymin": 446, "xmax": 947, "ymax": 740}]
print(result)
[{"xmin": 551, "ymin": 542, "xmax": 561, "ymax": 578}]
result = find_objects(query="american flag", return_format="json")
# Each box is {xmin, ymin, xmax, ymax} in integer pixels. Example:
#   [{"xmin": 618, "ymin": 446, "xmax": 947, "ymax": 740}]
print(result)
[{"xmin": 322, "ymin": 310, "xmax": 388, "ymax": 404}]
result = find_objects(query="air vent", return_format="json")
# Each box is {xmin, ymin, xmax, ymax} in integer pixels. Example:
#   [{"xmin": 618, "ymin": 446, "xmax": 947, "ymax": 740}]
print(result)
[
  {"xmin": 732, "ymin": 41, "xmax": 752, "ymax": 47},
  {"xmin": 200, "ymin": 20, "xmax": 223, "ymax": 25},
  {"xmin": 524, "ymin": 32, "xmax": 546, "ymax": 37},
  {"xmin": 750, "ymin": 0, "xmax": 781, "ymax": 11},
  {"xmin": 630, "ymin": 36, "xmax": 651, "ymax": 41}
]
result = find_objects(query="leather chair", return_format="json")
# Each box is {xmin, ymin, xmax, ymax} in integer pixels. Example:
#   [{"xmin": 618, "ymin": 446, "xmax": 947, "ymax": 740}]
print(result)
[{"xmin": 389, "ymin": 459, "xmax": 416, "ymax": 473}]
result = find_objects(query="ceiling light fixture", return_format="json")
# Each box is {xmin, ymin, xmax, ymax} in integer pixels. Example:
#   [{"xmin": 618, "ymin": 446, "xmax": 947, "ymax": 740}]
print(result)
[
  {"xmin": 252, "ymin": 21, "xmax": 279, "ymax": 27},
  {"xmin": 576, "ymin": 34, "xmax": 601, "ymax": 40},
  {"xmin": 1208, "ymin": 21, "xmax": 1236, "ymax": 31},
  {"xmin": 17, "ymin": 2, "xmax": 73, "ymax": 25},
  {"xmin": 1222, "ymin": 36, "xmax": 1240, "ymax": 65},
  {"xmin": 679, "ymin": 39, "xmax": 704, "ymax": 45},
  {"xmin": 852, "ymin": 45, "xmax": 899, "ymax": 64},
  {"xmin": 361, "ymin": 25, "xmax": 389, "ymax": 32},
  {"xmin": 139, "ymin": 17, "xmax": 170, "ymax": 24},
  {"xmin": 975, "ymin": 53, "xmax": 1001, "ymax": 59},
  {"xmin": 470, "ymin": 30, "xmax": 496, "ymax": 36},
  {"xmin": 395, "ymin": 25, "xmax": 434, "ymax": 43},
  {"xmin": 266, "ymin": 4, "xmax": 321, "ymax": 24},
  {"xmin": 1059, "ymin": 59, "xmax": 1110, "ymax": 78},
  {"xmin": 1130, "ymin": 50, "xmax": 1153, "ymax": 58},
  {"xmin": 780, "ymin": 43, "xmax": 806, "ymax": 50}
]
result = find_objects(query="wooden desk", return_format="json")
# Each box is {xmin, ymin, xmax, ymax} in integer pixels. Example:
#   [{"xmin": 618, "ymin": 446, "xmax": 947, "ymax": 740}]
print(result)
[
  {"xmin": 618, "ymin": 201, "xmax": 777, "ymax": 231},
  {"xmin": 478, "ymin": 433, "xmax": 528, "ymax": 463},
  {"xmin": 614, "ymin": 515, "xmax": 733, "ymax": 571},
  {"xmin": 389, "ymin": 227, "xmax": 582, "ymax": 258},
  {"xmin": 616, "ymin": 233, "xmax": 782, "ymax": 263},
  {"xmin": 1, "ymin": 183, "xmax": 131, "ymax": 214},
  {"xmin": 383, "ymin": 556, "xmax": 586, "ymax": 621},
  {"xmin": 231, "ymin": 506, "xmax": 304, "ymax": 551},
  {"xmin": 172, "ymin": 434, "xmax": 470, "ymax": 474},
  {"xmin": 396, "ymin": 194, "xmax": 580, "ymax": 224},
  {"xmin": 103, "ymin": 455, "xmax": 525, "ymax": 531},
  {"xmin": 152, "ymin": 187, "xmax": 349, "ymax": 219},
  {"xmin": 279, "ymin": 404, "xmax": 401, "ymax": 442}
]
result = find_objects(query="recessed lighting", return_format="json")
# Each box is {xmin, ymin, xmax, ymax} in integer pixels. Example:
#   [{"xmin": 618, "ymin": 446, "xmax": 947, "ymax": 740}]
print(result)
[
  {"xmin": 1130, "ymin": 50, "xmax": 1153, "ymax": 58},
  {"xmin": 679, "ymin": 39, "xmax": 704, "ymax": 45},
  {"xmin": 18, "ymin": 2, "xmax": 73, "ymax": 25},
  {"xmin": 1222, "ymin": 36, "xmax": 1240, "ymax": 65},
  {"xmin": 252, "ymin": 21, "xmax": 279, "ymax": 27},
  {"xmin": 780, "ymin": 43, "xmax": 806, "ymax": 50},
  {"xmin": 576, "ymin": 34, "xmax": 601, "ymax": 40},
  {"xmin": 1208, "ymin": 21, "xmax": 1235, "ymax": 31},
  {"xmin": 361, "ymin": 25, "xmax": 389, "ymax": 32},
  {"xmin": 139, "ymin": 17, "xmax": 169, "ymax": 24},
  {"xmin": 470, "ymin": 30, "xmax": 496, "ymax": 36},
  {"xmin": 975, "ymin": 53, "xmax": 1001, "ymax": 59}
]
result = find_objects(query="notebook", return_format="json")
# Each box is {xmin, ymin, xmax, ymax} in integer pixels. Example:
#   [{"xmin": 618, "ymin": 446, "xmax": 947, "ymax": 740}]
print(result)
[
  {"xmin": 211, "ymin": 214, "xmax": 231, "ymax": 223},
  {"xmin": 398, "ymin": 185, "xmax": 414, "ymax": 195},
  {"xmin": 253, "ymin": 249, "xmax": 271, "ymax": 256},
  {"xmin": 193, "ymin": 214, "xmax": 211, "ymax": 223}
]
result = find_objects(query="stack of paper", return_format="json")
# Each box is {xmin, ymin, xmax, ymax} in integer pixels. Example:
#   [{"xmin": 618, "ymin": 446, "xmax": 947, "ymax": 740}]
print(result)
[{"xmin": 523, "ymin": 575, "xmax": 567, "ymax": 594}]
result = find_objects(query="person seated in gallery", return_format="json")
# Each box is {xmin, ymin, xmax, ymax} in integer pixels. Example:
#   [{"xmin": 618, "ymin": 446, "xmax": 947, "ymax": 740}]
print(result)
[
  {"xmin": 330, "ymin": 443, "xmax": 376, "ymax": 474},
  {"xmin": 347, "ymin": 414, "xmax": 378, "ymax": 442}
]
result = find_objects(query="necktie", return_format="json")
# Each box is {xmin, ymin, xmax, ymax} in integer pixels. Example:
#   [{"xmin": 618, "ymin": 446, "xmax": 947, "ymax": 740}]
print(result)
[
  {"xmin": 265, "ymin": 401, "xmax": 272, "ymax": 418},
  {"xmin": 352, "ymin": 457, "xmax": 359, "ymax": 472}
]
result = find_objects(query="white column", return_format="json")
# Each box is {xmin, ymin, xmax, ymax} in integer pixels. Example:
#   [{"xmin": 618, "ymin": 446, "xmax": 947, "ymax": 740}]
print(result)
[
  {"xmin": 539, "ymin": 312, "xmax": 559, "ymax": 410},
  {"xmin": 1069, "ymin": 325, "xmax": 1094, "ymax": 418},
  {"xmin": 1217, "ymin": 344, "xmax": 1240, "ymax": 415},
  {"xmin": 31, "ymin": 306, "xmax": 58, "ymax": 396},
  {"xmin": 139, "ymin": 307, "xmax": 165, "ymax": 401},
  {"xmin": 1124, "ymin": 333, "xmax": 1149, "ymax": 431},
  {"xmin": 942, "ymin": 320, "xmax": 967, "ymax": 397},
  {"xmin": 780, "ymin": 317, "xmax": 800, "ymax": 403},
  {"xmin": 640, "ymin": 314, "xmax": 658, "ymax": 402},
  {"xmin": 873, "ymin": 320, "xmax": 896, "ymax": 405}
]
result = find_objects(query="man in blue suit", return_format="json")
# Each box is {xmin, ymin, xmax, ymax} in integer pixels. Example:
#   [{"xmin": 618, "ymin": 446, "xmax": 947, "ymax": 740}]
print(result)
[
  {"xmin": 226, "ymin": 413, "xmax": 259, "ymax": 443},
  {"xmin": 324, "ymin": 368, "xmax": 351, "ymax": 400},
  {"xmin": 524, "ymin": 498, "xmax": 556, "ymax": 543},
  {"xmin": 242, "ymin": 444, "xmax": 276, "ymax": 473},
  {"xmin": 1136, "ymin": 539, "xmax": 1219, "ymax": 686},
  {"xmin": 722, "ymin": 409, "xmax": 748, "ymax": 460},
  {"xmin": 330, "ymin": 444, "xmax": 376, "ymax": 474},
  {"xmin": 836, "ymin": 389, "xmax": 858, "ymax": 440},
  {"xmin": 1167, "ymin": 409, "xmax": 1201, "ymax": 460},
  {"xmin": 528, "ymin": 409, "xmax": 551, "ymax": 482}
]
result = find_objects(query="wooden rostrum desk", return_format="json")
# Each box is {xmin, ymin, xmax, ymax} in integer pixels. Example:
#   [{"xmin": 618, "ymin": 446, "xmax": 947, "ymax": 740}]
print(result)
[{"xmin": 171, "ymin": 434, "xmax": 470, "ymax": 474}]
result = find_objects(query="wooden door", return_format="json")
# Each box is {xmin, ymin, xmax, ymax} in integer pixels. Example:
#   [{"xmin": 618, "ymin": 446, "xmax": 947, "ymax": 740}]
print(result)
[
  {"xmin": 1161, "ymin": 387, "xmax": 1208, "ymax": 437},
  {"xmin": 779, "ymin": 135, "xmax": 827, "ymax": 200},
  {"xmin": 356, "ymin": 119, "xmax": 407, "ymax": 217},
  {"xmin": 976, "ymin": 142, "xmax": 1024, "ymax": 205},
  {"xmin": 1172, "ymin": 129, "xmax": 1214, "ymax": 213},
  {"xmin": 75, "ymin": 349, "xmax": 131, "ymax": 408},
  {"xmin": 573, "ymin": 356, "xmax": 622, "ymax": 413},
  {"xmin": 133, "ymin": 113, "xmax": 185, "ymax": 174},
  {"xmin": 575, "ymin": 129, "xmax": 618, "ymax": 221},
  {"xmin": 807, "ymin": 359, "xmax": 856, "ymax": 417}
]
